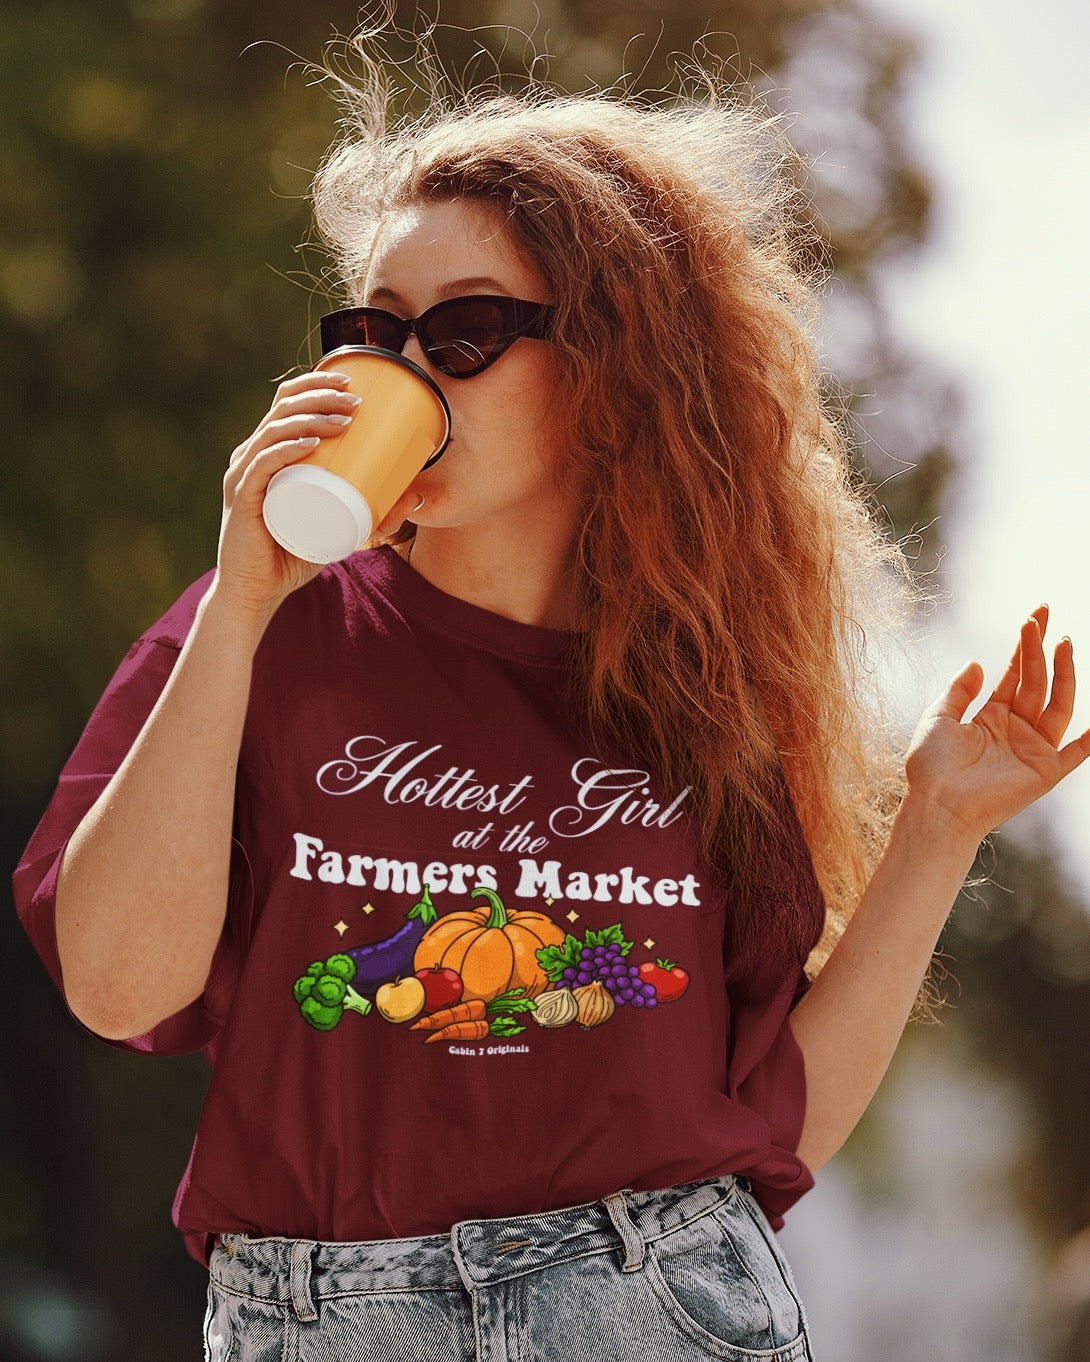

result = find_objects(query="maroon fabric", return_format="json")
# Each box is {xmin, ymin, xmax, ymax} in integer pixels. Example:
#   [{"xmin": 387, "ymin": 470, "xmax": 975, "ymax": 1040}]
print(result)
[{"xmin": 13, "ymin": 546, "xmax": 824, "ymax": 1266}]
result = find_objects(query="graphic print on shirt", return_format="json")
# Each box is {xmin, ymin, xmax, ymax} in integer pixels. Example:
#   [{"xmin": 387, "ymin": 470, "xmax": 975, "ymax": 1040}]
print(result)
[
  {"xmin": 289, "ymin": 736, "xmax": 697, "ymax": 1052},
  {"xmin": 292, "ymin": 882, "xmax": 692, "ymax": 1045}
]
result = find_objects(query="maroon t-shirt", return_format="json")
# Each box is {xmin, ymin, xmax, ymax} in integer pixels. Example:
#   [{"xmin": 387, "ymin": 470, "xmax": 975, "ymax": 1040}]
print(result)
[{"xmin": 13, "ymin": 545, "xmax": 824, "ymax": 1266}]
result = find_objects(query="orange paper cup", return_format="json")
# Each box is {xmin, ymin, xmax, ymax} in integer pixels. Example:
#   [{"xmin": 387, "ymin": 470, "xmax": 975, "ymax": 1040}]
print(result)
[{"xmin": 262, "ymin": 347, "xmax": 450, "ymax": 564}]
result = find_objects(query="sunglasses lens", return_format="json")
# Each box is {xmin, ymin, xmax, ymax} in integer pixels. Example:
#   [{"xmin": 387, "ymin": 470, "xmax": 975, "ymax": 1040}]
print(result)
[
  {"xmin": 320, "ymin": 297, "xmax": 550, "ymax": 377},
  {"xmin": 423, "ymin": 300, "xmax": 510, "ymax": 375},
  {"xmin": 320, "ymin": 310, "xmax": 404, "ymax": 355}
]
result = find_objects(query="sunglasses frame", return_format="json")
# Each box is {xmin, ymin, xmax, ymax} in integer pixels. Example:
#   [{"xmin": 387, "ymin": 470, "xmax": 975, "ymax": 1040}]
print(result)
[{"xmin": 319, "ymin": 294, "xmax": 556, "ymax": 379}]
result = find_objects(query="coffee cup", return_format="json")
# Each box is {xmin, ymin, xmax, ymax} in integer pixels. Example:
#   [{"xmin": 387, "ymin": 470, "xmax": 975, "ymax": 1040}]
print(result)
[{"xmin": 262, "ymin": 346, "xmax": 451, "ymax": 564}]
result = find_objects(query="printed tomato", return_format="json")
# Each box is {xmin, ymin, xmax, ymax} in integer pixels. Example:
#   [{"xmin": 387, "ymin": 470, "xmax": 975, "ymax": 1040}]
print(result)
[{"xmin": 637, "ymin": 958, "xmax": 689, "ymax": 1004}]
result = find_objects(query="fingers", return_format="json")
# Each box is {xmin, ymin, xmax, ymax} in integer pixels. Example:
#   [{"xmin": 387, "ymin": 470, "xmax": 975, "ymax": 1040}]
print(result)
[
  {"xmin": 225, "ymin": 371, "xmax": 362, "ymax": 505},
  {"xmin": 273, "ymin": 369, "xmax": 353, "ymax": 399},
  {"xmin": 990, "ymin": 603, "xmax": 1048, "ymax": 708},
  {"xmin": 223, "ymin": 435, "xmax": 318, "ymax": 511},
  {"xmin": 1038, "ymin": 637, "xmax": 1076, "ymax": 746},
  {"xmin": 265, "ymin": 385, "xmax": 361, "ymax": 425},
  {"xmin": 1011, "ymin": 615, "xmax": 1048, "ymax": 727},
  {"xmin": 965, "ymin": 607, "xmax": 1090, "ymax": 789},
  {"xmin": 929, "ymin": 659, "xmax": 985, "ymax": 722},
  {"xmin": 228, "ymin": 372, "xmax": 358, "ymax": 461},
  {"xmin": 375, "ymin": 482, "xmax": 427, "ymax": 537},
  {"xmin": 1058, "ymin": 722, "xmax": 1090, "ymax": 779},
  {"xmin": 238, "ymin": 406, "xmax": 356, "ymax": 460},
  {"xmin": 248, "ymin": 384, "xmax": 360, "ymax": 451},
  {"xmin": 953, "ymin": 607, "xmax": 1065, "ymax": 734},
  {"xmin": 992, "ymin": 608, "xmax": 1082, "ymax": 754}
]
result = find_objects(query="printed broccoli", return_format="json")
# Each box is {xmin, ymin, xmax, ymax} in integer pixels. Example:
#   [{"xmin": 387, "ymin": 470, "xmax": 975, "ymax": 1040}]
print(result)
[{"xmin": 292, "ymin": 954, "xmax": 373, "ymax": 1031}]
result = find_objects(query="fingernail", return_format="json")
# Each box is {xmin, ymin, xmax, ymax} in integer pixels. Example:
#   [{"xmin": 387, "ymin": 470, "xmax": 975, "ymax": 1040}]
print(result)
[
  {"xmin": 323, "ymin": 372, "xmax": 352, "ymax": 386},
  {"xmin": 299, "ymin": 436, "xmax": 321, "ymax": 448},
  {"xmin": 343, "ymin": 393, "xmax": 363, "ymax": 407},
  {"xmin": 327, "ymin": 413, "xmax": 354, "ymax": 425}
]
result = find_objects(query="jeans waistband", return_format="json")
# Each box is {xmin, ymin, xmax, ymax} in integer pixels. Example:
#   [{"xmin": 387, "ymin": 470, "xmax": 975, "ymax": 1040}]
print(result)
[{"xmin": 211, "ymin": 1173, "xmax": 751, "ymax": 1318}]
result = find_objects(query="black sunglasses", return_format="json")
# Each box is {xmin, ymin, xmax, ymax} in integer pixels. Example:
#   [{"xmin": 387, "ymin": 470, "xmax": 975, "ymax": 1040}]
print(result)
[{"xmin": 319, "ymin": 294, "xmax": 556, "ymax": 379}]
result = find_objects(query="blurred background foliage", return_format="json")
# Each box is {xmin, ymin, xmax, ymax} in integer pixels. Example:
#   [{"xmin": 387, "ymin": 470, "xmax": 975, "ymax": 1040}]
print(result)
[{"xmin": 3, "ymin": 0, "xmax": 1088, "ymax": 1357}]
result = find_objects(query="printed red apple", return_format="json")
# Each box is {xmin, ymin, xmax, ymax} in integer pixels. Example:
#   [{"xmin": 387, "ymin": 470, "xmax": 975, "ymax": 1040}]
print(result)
[
  {"xmin": 415, "ymin": 965, "xmax": 463, "ymax": 1014},
  {"xmin": 375, "ymin": 975, "xmax": 426, "ymax": 1023},
  {"xmin": 638, "ymin": 958, "xmax": 689, "ymax": 1004}
]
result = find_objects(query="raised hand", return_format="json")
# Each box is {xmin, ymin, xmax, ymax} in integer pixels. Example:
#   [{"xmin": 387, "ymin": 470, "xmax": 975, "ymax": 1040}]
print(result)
[{"xmin": 903, "ymin": 605, "xmax": 1090, "ymax": 848}]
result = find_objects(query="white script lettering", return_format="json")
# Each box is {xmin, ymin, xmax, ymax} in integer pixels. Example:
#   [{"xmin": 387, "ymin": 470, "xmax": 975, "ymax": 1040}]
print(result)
[
  {"xmin": 315, "ymin": 737, "xmax": 533, "ymax": 815},
  {"xmin": 549, "ymin": 758, "xmax": 691, "ymax": 838}
]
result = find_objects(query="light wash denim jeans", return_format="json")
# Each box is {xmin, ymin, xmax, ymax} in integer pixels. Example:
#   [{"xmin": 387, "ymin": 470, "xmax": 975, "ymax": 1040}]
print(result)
[{"xmin": 203, "ymin": 1173, "xmax": 814, "ymax": 1361}]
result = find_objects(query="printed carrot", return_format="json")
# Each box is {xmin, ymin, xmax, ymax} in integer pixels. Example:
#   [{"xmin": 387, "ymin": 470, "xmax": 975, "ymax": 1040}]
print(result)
[
  {"xmin": 409, "ymin": 998, "xmax": 488, "ymax": 1031},
  {"xmin": 424, "ymin": 1020, "xmax": 492, "ymax": 1044}
]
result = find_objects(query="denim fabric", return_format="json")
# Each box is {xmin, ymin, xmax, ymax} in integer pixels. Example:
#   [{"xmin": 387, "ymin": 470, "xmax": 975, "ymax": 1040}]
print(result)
[{"xmin": 203, "ymin": 1174, "xmax": 814, "ymax": 1361}]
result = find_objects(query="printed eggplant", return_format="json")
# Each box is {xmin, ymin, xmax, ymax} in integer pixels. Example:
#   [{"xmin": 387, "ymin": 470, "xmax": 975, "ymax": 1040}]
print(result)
[{"xmin": 347, "ymin": 884, "xmax": 439, "ymax": 995}]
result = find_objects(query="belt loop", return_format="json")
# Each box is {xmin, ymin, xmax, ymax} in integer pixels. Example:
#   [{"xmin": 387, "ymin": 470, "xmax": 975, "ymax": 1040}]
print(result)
[
  {"xmin": 601, "ymin": 1189, "xmax": 647, "ymax": 1272},
  {"xmin": 289, "ymin": 1240, "xmax": 319, "ymax": 1323}
]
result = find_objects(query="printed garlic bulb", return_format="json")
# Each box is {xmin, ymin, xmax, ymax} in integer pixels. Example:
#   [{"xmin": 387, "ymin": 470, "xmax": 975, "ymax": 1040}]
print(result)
[
  {"xmin": 572, "ymin": 980, "xmax": 615, "ymax": 1029},
  {"xmin": 531, "ymin": 987, "xmax": 579, "ymax": 1028}
]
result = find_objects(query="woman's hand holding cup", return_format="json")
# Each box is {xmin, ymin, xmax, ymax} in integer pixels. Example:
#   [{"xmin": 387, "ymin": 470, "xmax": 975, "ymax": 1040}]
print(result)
[
  {"xmin": 260, "ymin": 348, "xmax": 450, "ymax": 565},
  {"xmin": 215, "ymin": 370, "xmax": 360, "ymax": 625}
]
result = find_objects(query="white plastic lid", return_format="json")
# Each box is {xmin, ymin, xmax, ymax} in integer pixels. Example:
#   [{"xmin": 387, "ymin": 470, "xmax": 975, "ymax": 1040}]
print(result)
[{"xmin": 262, "ymin": 464, "xmax": 373, "ymax": 564}]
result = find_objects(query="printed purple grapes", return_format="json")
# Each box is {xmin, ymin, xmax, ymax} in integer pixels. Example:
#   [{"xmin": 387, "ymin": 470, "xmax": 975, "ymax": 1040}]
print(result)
[{"xmin": 555, "ymin": 938, "xmax": 660, "ymax": 1007}]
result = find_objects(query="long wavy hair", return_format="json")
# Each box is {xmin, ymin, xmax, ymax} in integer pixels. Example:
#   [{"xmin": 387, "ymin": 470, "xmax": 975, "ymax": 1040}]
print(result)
[{"xmin": 308, "ymin": 25, "xmax": 939, "ymax": 1014}]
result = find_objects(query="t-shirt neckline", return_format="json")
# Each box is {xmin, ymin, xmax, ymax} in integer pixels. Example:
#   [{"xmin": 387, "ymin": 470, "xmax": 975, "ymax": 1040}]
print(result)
[{"xmin": 352, "ymin": 544, "xmax": 575, "ymax": 665}]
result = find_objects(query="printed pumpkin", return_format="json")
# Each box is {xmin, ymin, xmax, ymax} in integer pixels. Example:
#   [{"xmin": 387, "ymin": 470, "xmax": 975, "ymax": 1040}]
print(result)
[{"xmin": 413, "ymin": 886, "xmax": 566, "ymax": 1003}]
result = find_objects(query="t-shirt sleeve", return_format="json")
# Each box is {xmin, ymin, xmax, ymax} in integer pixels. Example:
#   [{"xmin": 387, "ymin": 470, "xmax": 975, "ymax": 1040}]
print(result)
[
  {"xmin": 11, "ymin": 570, "xmax": 253, "ymax": 1058},
  {"xmin": 723, "ymin": 776, "xmax": 827, "ymax": 1231}
]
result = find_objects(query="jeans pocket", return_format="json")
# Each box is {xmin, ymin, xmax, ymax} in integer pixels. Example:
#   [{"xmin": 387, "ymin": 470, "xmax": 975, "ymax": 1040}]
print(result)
[
  {"xmin": 719, "ymin": 1188, "xmax": 811, "ymax": 1340},
  {"xmin": 203, "ymin": 1278, "xmax": 237, "ymax": 1362},
  {"xmin": 203, "ymin": 1277, "xmax": 291, "ymax": 1362},
  {"xmin": 646, "ymin": 1199, "xmax": 809, "ymax": 1361}
]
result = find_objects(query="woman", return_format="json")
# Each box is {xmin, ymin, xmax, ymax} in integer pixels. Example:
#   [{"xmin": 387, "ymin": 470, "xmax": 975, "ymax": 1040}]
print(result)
[{"xmin": 14, "ymin": 31, "xmax": 1090, "ymax": 1361}]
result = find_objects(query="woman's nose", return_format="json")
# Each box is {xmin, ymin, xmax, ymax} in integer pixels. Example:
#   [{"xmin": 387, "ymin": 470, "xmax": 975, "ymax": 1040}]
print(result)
[{"xmin": 401, "ymin": 333, "xmax": 429, "ymax": 367}]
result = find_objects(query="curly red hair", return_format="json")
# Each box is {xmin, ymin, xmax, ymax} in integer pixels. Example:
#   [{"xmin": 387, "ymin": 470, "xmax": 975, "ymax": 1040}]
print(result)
[{"xmin": 309, "ymin": 32, "xmax": 935, "ymax": 1010}]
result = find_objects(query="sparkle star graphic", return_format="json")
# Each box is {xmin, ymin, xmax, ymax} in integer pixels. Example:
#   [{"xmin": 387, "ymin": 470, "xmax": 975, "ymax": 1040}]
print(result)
[{"xmin": 334, "ymin": 920, "xmax": 349, "ymax": 937}]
